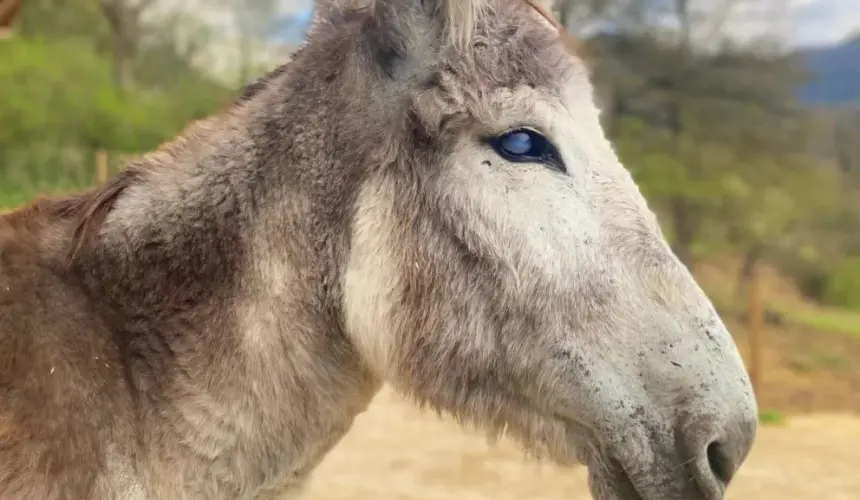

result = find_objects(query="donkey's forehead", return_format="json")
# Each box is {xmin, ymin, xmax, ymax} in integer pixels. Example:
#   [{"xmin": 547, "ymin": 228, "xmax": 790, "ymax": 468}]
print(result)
[
  {"xmin": 361, "ymin": 0, "xmax": 581, "ymax": 90},
  {"xmin": 430, "ymin": 7, "xmax": 584, "ymax": 103}
]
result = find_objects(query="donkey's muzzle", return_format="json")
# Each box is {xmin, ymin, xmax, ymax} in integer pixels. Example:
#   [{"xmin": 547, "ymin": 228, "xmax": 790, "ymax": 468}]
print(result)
[{"xmin": 590, "ymin": 410, "xmax": 757, "ymax": 500}]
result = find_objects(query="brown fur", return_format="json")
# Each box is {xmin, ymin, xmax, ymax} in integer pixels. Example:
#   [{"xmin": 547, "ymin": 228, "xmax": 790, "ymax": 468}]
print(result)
[{"xmin": 0, "ymin": 1, "xmax": 755, "ymax": 499}]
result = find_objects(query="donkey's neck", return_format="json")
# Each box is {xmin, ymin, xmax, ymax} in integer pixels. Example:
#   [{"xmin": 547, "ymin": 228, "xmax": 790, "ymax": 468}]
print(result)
[{"xmin": 64, "ymin": 107, "xmax": 379, "ymax": 495}]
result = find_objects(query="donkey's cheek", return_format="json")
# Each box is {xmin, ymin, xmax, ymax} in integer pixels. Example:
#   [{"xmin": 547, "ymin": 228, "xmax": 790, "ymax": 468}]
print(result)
[{"xmin": 342, "ymin": 181, "xmax": 406, "ymax": 379}]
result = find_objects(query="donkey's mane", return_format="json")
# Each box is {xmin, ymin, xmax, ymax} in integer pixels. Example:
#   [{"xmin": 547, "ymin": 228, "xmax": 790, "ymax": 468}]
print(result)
[
  {"xmin": 0, "ymin": 166, "xmax": 135, "ymax": 244},
  {"xmin": 65, "ymin": 166, "xmax": 145, "ymax": 262},
  {"xmin": 233, "ymin": 63, "xmax": 291, "ymax": 105}
]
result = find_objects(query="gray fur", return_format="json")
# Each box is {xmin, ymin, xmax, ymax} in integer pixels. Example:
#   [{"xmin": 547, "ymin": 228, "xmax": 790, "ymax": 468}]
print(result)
[{"xmin": 0, "ymin": 1, "xmax": 756, "ymax": 499}]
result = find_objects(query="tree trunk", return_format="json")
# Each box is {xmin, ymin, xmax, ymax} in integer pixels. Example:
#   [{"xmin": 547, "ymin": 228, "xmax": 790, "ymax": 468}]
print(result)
[
  {"xmin": 736, "ymin": 245, "xmax": 763, "ymax": 300},
  {"xmin": 111, "ymin": 31, "xmax": 134, "ymax": 90},
  {"xmin": 101, "ymin": 0, "xmax": 137, "ymax": 91},
  {"xmin": 747, "ymin": 260, "xmax": 764, "ymax": 398}
]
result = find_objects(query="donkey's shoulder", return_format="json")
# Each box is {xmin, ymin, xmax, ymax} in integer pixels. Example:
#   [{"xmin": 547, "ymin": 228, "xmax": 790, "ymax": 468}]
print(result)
[
  {"xmin": 0, "ymin": 204, "xmax": 121, "ymax": 396},
  {"xmin": 0, "ymin": 210, "xmax": 55, "ymax": 295},
  {"xmin": 0, "ymin": 213, "xmax": 122, "ymax": 500},
  {"xmin": 0, "ymin": 204, "xmax": 71, "ymax": 303}
]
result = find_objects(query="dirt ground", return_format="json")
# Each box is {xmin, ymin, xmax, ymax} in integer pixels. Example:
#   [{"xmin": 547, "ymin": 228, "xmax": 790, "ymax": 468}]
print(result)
[{"xmin": 304, "ymin": 387, "xmax": 860, "ymax": 500}]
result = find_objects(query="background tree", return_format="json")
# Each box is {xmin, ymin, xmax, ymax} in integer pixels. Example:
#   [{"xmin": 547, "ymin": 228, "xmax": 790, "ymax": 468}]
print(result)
[{"xmin": 0, "ymin": 0, "xmax": 231, "ymax": 206}]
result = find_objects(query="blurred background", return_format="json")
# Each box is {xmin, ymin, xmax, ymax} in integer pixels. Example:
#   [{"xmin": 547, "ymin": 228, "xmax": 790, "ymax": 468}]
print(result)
[{"xmin": 1, "ymin": 0, "xmax": 859, "ymax": 498}]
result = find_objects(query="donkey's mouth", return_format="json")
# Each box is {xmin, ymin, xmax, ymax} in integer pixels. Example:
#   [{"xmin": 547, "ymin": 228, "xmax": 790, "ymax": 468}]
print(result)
[
  {"xmin": 586, "ymin": 451, "xmax": 724, "ymax": 500},
  {"xmin": 586, "ymin": 457, "xmax": 645, "ymax": 500}
]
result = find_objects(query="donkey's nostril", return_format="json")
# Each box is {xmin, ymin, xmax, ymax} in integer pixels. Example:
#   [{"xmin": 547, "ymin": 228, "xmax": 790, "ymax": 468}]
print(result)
[
  {"xmin": 706, "ymin": 440, "xmax": 732, "ymax": 485},
  {"xmin": 690, "ymin": 439, "xmax": 735, "ymax": 500},
  {"xmin": 685, "ymin": 414, "xmax": 756, "ymax": 499},
  {"xmin": 692, "ymin": 438, "xmax": 737, "ymax": 499}
]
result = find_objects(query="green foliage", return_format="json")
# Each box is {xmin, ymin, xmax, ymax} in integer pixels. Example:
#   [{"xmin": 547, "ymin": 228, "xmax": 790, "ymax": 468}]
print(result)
[
  {"xmin": 0, "ymin": 147, "xmax": 96, "ymax": 208},
  {"xmin": 0, "ymin": 0, "xmax": 233, "ymax": 207},
  {"xmin": 591, "ymin": 21, "xmax": 853, "ymax": 275},
  {"xmin": 0, "ymin": 36, "xmax": 227, "ymax": 151},
  {"xmin": 16, "ymin": 0, "xmax": 108, "ymax": 44},
  {"xmin": 3, "ymin": 37, "xmax": 143, "ymax": 150},
  {"xmin": 823, "ymin": 258, "xmax": 860, "ymax": 311}
]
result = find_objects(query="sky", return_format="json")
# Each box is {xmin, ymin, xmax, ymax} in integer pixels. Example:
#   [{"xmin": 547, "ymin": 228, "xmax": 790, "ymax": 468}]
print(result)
[
  {"xmin": 166, "ymin": 0, "xmax": 859, "ymax": 81},
  {"xmin": 278, "ymin": 0, "xmax": 860, "ymax": 47},
  {"xmin": 173, "ymin": 0, "xmax": 860, "ymax": 48},
  {"xmin": 791, "ymin": 0, "xmax": 860, "ymax": 47}
]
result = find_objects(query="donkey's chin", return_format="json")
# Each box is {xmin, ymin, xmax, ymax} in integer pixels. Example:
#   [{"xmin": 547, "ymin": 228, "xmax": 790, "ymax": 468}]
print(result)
[{"xmin": 552, "ymin": 425, "xmax": 678, "ymax": 500}]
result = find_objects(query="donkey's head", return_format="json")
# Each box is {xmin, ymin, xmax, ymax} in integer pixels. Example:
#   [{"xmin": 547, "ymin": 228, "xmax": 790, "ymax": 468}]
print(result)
[{"xmin": 302, "ymin": 0, "xmax": 757, "ymax": 498}]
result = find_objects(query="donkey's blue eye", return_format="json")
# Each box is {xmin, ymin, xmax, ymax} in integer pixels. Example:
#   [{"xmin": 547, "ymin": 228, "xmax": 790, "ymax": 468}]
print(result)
[
  {"xmin": 501, "ymin": 131, "xmax": 535, "ymax": 156},
  {"xmin": 488, "ymin": 128, "xmax": 565, "ymax": 173}
]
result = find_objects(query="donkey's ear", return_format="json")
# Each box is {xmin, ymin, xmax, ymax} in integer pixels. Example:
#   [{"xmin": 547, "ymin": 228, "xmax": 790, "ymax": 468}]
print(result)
[
  {"xmin": 374, "ymin": 0, "xmax": 490, "ymax": 51},
  {"xmin": 531, "ymin": 0, "xmax": 557, "ymax": 10},
  {"xmin": 525, "ymin": 0, "xmax": 562, "ymax": 19},
  {"xmin": 307, "ymin": 0, "xmax": 331, "ymax": 38},
  {"xmin": 435, "ymin": 0, "xmax": 490, "ymax": 49}
]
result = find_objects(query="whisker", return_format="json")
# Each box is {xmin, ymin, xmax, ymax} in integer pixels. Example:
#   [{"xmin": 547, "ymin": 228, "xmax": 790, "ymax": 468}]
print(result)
[{"xmin": 672, "ymin": 455, "xmax": 698, "ymax": 471}]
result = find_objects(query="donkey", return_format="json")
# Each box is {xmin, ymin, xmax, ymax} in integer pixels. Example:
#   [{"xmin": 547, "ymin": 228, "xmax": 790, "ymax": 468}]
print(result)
[{"xmin": 0, "ymin": 0, "xmax": 757, "ymax": 499}]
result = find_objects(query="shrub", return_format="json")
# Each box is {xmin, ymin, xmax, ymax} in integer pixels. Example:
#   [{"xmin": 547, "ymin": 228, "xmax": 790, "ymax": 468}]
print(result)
[
  {"xmin": 796, "ymin": 264, "xmax": 832, "ymax": 302},
  {"xmin": 758, "ymin": 409, "xmax": 787, "ymax": 426},
  {"xmin": 773, "ymin": 248, "xmax": 832, "ymax": 302},
  {"xmin": 823, "ymin": 257, "xmax": 860, "ymax": 310}
]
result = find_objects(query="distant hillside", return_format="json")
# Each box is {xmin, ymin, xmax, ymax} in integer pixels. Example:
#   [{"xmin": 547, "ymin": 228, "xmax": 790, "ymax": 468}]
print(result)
[{"xmin": 798, "ymin": 35, "xmax": 860, "ymax": 106}]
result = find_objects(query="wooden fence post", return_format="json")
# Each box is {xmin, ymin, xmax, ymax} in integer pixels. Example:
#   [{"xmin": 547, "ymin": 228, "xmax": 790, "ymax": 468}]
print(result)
[
  {"xmin": 748, "ymin": 264, "xmax": 764, "ymax": 398},
  {"xmin": 0, "ymin": 0, "xmax": 22, "ymax": 39},
  {"xmin": 96, "ymin": 149, "xmax": 109, "ymax": 185}
]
